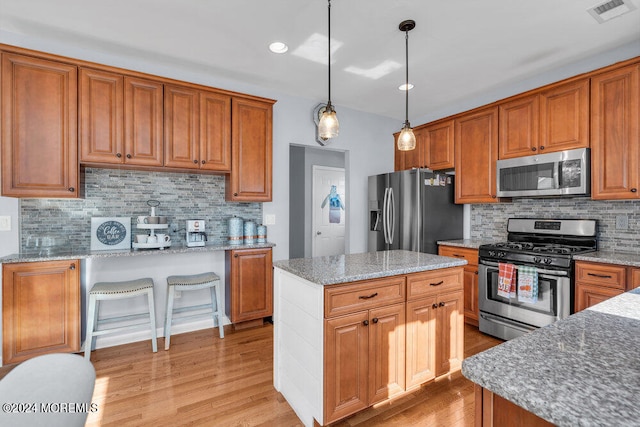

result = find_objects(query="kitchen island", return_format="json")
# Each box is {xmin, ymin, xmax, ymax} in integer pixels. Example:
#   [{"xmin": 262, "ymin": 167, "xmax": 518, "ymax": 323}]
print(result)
[
  {"xmin": 462, "ymin": 287, "xmax": 640, "ymax": 426},
  {"xmin": 272, "ymin": 250, "xmax": 467, "ymax": 426}
]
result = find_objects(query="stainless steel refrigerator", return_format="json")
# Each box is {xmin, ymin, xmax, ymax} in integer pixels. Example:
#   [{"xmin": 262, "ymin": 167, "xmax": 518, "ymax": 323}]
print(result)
[{"xmin": 368, "ymin": 169, "xmax": 463, "ymax": 254}]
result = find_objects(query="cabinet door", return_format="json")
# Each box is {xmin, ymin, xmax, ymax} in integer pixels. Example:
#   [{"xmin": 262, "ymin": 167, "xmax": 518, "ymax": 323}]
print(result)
[
  {"xmin": 368, "ymin": 304, "xmax": 405, "ymax": 405},
  {"xmin": 1, "ymin": 53, "xmax": 78, "ymax": 198},
  {"xmin": 2, "ymin": 260, "xmax": 80, "ymax": 365},
  {"xmin": 200, "ymin": 90, "xmax": 231, "ymax": 171},
  {"xmin": 227, "ymin": 248, "xmax": 273, "ymax": 323},
  {"xmin": 79, "ymin": 68, "xmax": 124, "ymax": 164},
  {"xmin": 498, "ymin": 95, "xmax": 539, "ymax": 159},
  {"xmin": 574, "ymin": 283, "xmax": 624, "ymax": 312},
  {"xmin": 463, "ymin": 266, "xmax": 479, "ymax": 326},
  {"xmin": 226, "ymin": 98, "xmax": 273, "ymax": 201},
  {"xmin": 405, "ymin": 297, "xmax": 436, "ymax": 389},
  {"xmin": 435, "ymin": 290, "xmax": 464, "ymax": 377},
  {"xmin": 631, "ymin": 269, "xmax": 640, "ymax": 290},
  {"xmin": 324, "ymin": 311, "xmax": 369, "ymax": 424},
  {"xmin": 591, "ymin": 64, "xmax": 640, "ymax": 200},
  {"xmin": 124, "ymin": 76, "xmax": 164, "ymax": 166},
  {"xmin": 164, "ymin": 84, "xmax": 199, "ymax": 169},
  {"xmin": 425, "ymin": 119, "xmax": 455, "ymax": 170},
  {"xmin": 539, "ymin": 78, "xmax": 589, "ymax": 153},
  {"xmin": 454, "ymin": 106, "xmax": 499, "ymax": 203}
]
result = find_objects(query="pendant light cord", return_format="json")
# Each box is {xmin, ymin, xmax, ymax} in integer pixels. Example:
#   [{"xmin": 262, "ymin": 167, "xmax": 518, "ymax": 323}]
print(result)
[
  {"xmin": 404, "ymin": 28, "xmax": 409, "ymax": 126},
  {"xmin": 327, "ymin": 0, "xmax": 332, "ymax": 108}
]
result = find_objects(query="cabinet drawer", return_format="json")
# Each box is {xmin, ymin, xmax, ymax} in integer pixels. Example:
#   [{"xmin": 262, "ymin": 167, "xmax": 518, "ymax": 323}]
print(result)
[
  {"xmin": 324, "ymin": 276, "xmax": 406, "ymax": 318},
  {"xmin": 407, "ymin": 268, "xmax": 463, "ymax": 301},
  {"xmin": 438, "ymin": 246, "xmax": 478, "ymax": 267},
  {"xmin": 575, "ymin": 262, "xmax": 626, "ymax": 290}
]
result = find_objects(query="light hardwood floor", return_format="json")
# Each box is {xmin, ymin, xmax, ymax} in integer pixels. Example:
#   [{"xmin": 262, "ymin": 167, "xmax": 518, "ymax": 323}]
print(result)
[{"xmin": 0, "ymin": 323, "xmax": 502, "ymax": 426}]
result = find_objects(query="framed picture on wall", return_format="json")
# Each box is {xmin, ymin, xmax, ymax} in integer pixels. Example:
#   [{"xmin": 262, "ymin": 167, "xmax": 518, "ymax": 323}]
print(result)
[{"xmin": 90, "ymin": 217, "xmax": 131, "ymax": 251}]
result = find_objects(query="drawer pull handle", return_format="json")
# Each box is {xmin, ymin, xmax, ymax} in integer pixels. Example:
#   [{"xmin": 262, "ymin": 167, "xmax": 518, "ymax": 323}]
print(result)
[
  {"xmin": 587, "ymin": 273, "xmax": 612, "ymax": 279},
  {"xmin": 362, "ymin": 320, "xmax": 369, "ymax": 326},
  {"xmin": 453, "ymin": 254, "xmax": 464, "ymax": 258},
  {"xmin": 359, "ymin": 292, "xmax": 378, "ymax": 300},
  {"xmin": 430, "ymin": 281, "xmax": 444, "ymax": 286}
]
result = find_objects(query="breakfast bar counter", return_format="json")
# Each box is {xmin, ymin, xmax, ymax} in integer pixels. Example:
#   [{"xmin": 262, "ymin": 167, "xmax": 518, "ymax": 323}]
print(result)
[{"xmin": 462, "ymin": 287, "xmax": 640, "ymax": 426}]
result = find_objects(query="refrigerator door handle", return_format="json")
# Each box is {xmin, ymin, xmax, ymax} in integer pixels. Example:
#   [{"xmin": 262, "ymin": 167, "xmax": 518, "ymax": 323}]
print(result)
[
  {"xmin": 388, "ymin": 187, "xmax": 395, "ymax": 244},
  {"xmin": 382, "ymin": 187, "xmax": 390, "ymax": 244}
]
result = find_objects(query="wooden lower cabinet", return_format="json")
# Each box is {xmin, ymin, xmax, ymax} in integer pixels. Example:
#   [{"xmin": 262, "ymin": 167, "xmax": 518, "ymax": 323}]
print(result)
[
  {"xmin": 574, "ymin": 261, "xmax": 628, "ymax": 312},
  {"xmin": 323, "ymin": 267, "xmax": 463, "ymax": 425},
  {"xmin": 2, "ymin": 260, "xmax": 81, "ymax": 365},
  {"xmin": 225, "ymin": 248, "xmax": 273, "ymax": 324},
  {"xmin": 438, "ymin": 245, "xmax": 479, "ymax": 326},
  {"xmin": 632, "ymin": 268, "xmax": 640, "ymax": 289},
  {"xmin": 475, "ymin": 385, "xmax": 553, "ymax": 427}
]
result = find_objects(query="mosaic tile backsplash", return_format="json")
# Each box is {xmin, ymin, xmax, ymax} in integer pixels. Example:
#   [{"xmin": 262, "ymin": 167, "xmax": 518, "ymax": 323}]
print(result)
[
  {"xmin": 20, "ymin": 168, "xmax": 262, "ymax": 250},
  {"xmin": 471, "ymin": 198, "xmax": 640, "ymax": 254}
]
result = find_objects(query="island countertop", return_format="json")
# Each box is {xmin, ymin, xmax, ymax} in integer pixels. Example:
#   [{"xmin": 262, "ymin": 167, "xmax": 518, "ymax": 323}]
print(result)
[
  {"xmin": 462, "ymin": 287, "xmax": 640, "ymax": 426},
  {"xmin": 272, "ymin": 249, "xmax": 467, "ymax": 286}
]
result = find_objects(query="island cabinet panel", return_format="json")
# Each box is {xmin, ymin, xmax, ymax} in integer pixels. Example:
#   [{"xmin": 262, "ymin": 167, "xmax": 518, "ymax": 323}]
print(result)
[
  {"xmin": 225, "ymin": 248, "xmax": 273, "ymax": 323},
  {"xmin": 226, "ymin": 97, "xmax": 273, "ymax": 201},
  {"xmin": 123, "ymin": 76, "xmax": 164, "ymax": 166},
  {"xmin": 438, "ymin": 245, "xmax": 479, "ymax": 326},
  {"xmin": 405, "ymin": 296, "xmax": 437, "ymax": 388},
  {"xmin": 590, "ymin": 63, "xmax": 640, "ymax": 200},
  {"xmin": 2, "ymin": 260, "xmax": 81, "ymax": 365},
  {"xmin": 79, "ymin": 68, "xmax": 124, "ymax": 164},
  {"xmin": 435, "ymin": 290, "xmax": 464, "ymax": 376},
  {"xmin": 1, "ymin": 52, "xmax": 79, "ymax": 198},
  {"xmin": 476, "ymin": 385, "xmax": 554, "ymax": 427},
  {"xmin": 574, "ymin": 261, "xmax": 627, "ymax": 312},
  {"xmin": 454, "ymin": 106, "xmax": 499, "ymax": 203},
  {"xmin": 324, "ymin": 276, "xmax": 406, "ymax": 318},
  {"xmin": 631, "ymin": 268, "xmax": 640, "ymax": 289}
]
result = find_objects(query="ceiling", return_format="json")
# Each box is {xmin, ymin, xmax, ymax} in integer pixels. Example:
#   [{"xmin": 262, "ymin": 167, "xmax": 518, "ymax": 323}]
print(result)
[{"xmin": 1, "ymin": 0, "xmax": 639, "ymax": 122}]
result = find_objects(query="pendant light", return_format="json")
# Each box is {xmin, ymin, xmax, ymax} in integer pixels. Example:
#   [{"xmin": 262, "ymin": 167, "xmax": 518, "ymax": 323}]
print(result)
[
  {"xmin": 397, "ymin": 19, "xmax": 416, "ymax": 151},
  {"xmin": 317, "ymin": 0, "xmax": 339, "ymax": 140}
]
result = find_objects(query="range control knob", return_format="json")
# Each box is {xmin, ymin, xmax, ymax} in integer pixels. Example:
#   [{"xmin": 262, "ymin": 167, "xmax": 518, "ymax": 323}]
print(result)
[
  {"xmin": 498, "ymin": 251, "xmax": 506, "ymax": 258},
  {"xmin": 544, "ymin": 257, "xmax": 552, "ymax": 265},
  {"xmin": 533, "ymin": 256, "xmax": 541, "ymax": 264},
  {"xmin": 489, "ymin": 250, "xmax": 496, "ymax": 257}
]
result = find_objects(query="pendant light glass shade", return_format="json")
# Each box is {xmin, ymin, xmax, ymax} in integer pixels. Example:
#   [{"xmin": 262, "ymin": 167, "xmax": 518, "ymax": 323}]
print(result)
[
  {"xmin": 397, "ymin": 19, "xmax": 416, "ymax": 151},
  {"xmin": 398, "ymin": 122, "xmax": 416, "ymax": 151},
  {"xmin": 318, "ymin": 103, "xmax": 339, "ymax": 139},
  {"xmin": 317, "ymin": 0, "xmax": 339, "ymax": 142}
]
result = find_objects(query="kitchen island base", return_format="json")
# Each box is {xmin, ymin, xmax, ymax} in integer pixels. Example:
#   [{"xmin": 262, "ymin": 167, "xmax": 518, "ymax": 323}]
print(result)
[{"xmin": 475, "ymin": 385, "xmax": 553, "ymax": 427}]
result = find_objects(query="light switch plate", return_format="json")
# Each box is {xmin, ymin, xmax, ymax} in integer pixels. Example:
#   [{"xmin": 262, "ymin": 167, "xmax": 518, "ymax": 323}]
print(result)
[
  {"xmin": 265, "ymin": 214, "xmax": 276, "ymax": 225},
  {"xmin": 0, "ymin": 216, "xmax": 11, "ymax": 231}
]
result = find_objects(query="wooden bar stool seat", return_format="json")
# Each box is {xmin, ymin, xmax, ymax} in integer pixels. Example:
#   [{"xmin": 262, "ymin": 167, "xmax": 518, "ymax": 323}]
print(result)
[
  {"xmin": 164, "ymin": 272, "xmax": 224, "ymax": 350},
  {"xmin": 84, "ymin": 278, "xmax": 158, "ymax": 359}
]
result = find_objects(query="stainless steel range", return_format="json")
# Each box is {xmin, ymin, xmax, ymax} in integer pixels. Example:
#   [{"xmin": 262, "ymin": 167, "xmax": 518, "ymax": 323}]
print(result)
[{"xmin": 478, "ymin": 218, "xmax": 597, "ymax": 340}]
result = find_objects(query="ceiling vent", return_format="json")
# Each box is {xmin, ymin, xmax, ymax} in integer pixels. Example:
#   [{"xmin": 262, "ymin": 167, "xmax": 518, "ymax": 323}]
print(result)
[{"xmin": 588, "ymin": 0, "xmax": 637, "ymax": 23}]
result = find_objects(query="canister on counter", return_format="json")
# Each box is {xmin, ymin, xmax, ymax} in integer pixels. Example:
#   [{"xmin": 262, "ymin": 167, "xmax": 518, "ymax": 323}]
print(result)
[
  {"xmin": 228, "ymin": 216, "xmax": 244, "ymax": 245},
  {"xmin": 257, "ymin": 225, "xmax": 267, "ymax": 243},
  {"xmin": 243, "ymin": 221, "xmax": 256, "ymax": 244}
]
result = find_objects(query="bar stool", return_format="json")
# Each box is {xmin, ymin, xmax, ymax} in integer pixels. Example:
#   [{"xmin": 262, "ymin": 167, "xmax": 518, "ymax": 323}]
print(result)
[
  {"xmin": 84, "ymin": 278, "xmax": 158, "ymax": 359},
  {"xmin": 164, "ymin": 272, "xmax": 224, "ymax": 350}
]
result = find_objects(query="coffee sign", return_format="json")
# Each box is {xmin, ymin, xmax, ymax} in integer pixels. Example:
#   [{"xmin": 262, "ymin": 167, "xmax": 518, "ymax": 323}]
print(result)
[
  {"xmin": 90, "ymin": 217, "xmax": 131, "ymax": 251},
  {"xmin": 96, "ymin": 221, "xmax": 127, "ymax": 245}
]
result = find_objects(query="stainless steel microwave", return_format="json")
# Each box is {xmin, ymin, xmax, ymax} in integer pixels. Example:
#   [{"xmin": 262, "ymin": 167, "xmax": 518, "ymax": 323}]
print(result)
[{"xmin": 496, "ymin": 148, "xmax": 590, "ymax": 198}]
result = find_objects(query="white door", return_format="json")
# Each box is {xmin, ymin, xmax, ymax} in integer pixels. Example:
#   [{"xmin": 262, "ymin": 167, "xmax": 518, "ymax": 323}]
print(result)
[{"xmin": 312, "ymin": 166, "xmax": 346, "ymax": 257}]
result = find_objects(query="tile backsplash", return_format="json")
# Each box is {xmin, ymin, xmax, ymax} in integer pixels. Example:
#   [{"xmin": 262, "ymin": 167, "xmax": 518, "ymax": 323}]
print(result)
[
  {"xmin": 20, "ymin": 168, "xmax": 262, "ymax": 250},
  {"xmin": 471, "ymin": 198, "xmax": 640, "ymax": 254}
]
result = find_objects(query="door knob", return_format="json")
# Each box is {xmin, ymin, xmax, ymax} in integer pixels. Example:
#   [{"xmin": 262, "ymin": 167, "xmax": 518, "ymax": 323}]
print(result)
[{"xmin": 316, "ymin": 231, "xmax": 322, "ymax": 235}]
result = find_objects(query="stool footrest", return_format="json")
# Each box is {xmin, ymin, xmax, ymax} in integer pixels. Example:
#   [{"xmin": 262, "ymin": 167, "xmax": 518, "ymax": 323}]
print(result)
[{"xmin": 91, "ymin": 322, "xmax": 155, "ymax": 337}]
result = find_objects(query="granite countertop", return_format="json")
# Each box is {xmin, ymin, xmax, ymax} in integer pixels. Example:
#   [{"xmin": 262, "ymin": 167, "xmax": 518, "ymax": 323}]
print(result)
[
  {"xmin": 272, "ymin": 249, "xmax": 467, "ymax": 286},
  {"xmin": 574, "ymin": 250, "xmax": 640, "ymax": 268},
  {"xmin": 0, "ymin": 242, "xmax": 276, "ymax": 264},
  {"xmin": 437, "ymin": 239, "xmax": 496, "ymax": 249},
  {"xmin": 462, "ymin": 287, "xmax": 640, "ymax": 426}
]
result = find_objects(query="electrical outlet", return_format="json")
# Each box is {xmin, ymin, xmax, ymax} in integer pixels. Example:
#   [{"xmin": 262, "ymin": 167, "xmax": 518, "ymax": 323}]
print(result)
[
  {"xmin": 615, "ymin": 214, "xmax": 629, "ymax": 230},
  {"xmin": 0, "ymin": 216, "xmax": 11, "ymax": 231},
  {"xmin": 265, "ymin": 214, "xmax": 276, "ymax": 225}
]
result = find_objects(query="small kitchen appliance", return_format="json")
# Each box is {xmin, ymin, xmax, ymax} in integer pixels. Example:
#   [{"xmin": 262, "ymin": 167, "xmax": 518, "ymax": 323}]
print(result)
[
  {"xmin": 478, "ymin": 218, "xmax": 597, "ymax": 341},
  {"xmin": 186, "ymin": 220, "xmax": 207, "ymax": 247}
]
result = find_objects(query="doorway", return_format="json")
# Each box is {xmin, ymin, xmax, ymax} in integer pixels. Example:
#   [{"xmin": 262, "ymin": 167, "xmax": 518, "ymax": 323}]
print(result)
[{"xmin": 312, "ymin": 166, "xmax": 346, "ymax": 257}]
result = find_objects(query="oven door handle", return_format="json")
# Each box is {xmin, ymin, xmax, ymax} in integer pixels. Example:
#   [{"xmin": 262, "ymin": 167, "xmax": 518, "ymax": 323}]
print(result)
[
  {"xmin": 480, "ymin": 313, "xmax": 536, "ymax": 334},
  {"xmin": 479, "ymin": 260, "xmax": 569, "ymax": 277}
]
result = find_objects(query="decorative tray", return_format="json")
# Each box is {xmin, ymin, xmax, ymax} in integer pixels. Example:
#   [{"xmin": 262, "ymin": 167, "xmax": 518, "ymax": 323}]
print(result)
[{"xmin": 132, "ymin": 242, "xmax": 172, "ymax": 250}]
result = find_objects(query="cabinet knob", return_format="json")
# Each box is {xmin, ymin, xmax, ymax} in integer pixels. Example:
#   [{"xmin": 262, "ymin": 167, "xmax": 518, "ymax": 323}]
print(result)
[
  {"xmin": 539, "ymin": 146, "xmax": 545, "ymax": 150},
  {"xmin": 372, "ymin": 318, "xmax": 379, "ymax": 324},
  {"xmin": 439, "ymin": 301, "xmax": 445, "ymax": 307},
  {"xmin": 631, "ymin": 188, "xmax": 638, "ymax": 193},
  {"xmin": 432, "ymin": 303, "xmax": 438, "ymax": 309},
  {"xmin": 193, "ymin": 159, "xmax": 198, "ymax": 164},
  {"xmin": 116, "ymin": 153, "xmax": 122, "ymax": 158},
  {"xmin": 531, "ymin": 147, "xmax": 537, "ymax": 151},
  {"xmin": 491, "ymin": 195, "xmax": 497, "ymax": 199},
  {"xmin": 363, "ymin": 320, "xmax": 369, "ymax": 326},
  {"xmin": 233, "ymin": 192, "xmax": 238, "ymax": 196},
  {"xmin": 201, "ymin": 160, "xmax": 206, "ymax": 164},
  {"xmin": 126, "ymin": 154, "xmax": 132, "ymax": 159},
  {"xmin": 68, "ymin": 187, "xmax": 75, "ymax": 192},
  {"xmin": 69, "ymin": 264, "xmax": 76, "ymax": 270},
  {"xmin": 234, "ymin": 254, "xmax": 238, "ymax": 258},
  {"xmin": 475, "ymin": 270, "xmax": 479, "ymax": 275}
]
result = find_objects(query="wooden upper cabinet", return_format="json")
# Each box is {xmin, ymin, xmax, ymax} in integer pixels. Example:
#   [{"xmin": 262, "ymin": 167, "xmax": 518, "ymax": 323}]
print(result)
[
  {"xmin": 199, "ymin": 90, "xmax": 231, "ymax": 171},
  {"xmin": 499, "ymin": 94, "xmax": 539, "ymax": 159},
  {"xmin": 164, "ymin": 84, "xmax": 199, "ymax": 169},
  {"xmin": 424, "ymin": 119, "xmax": 455, "ymax": 170},
  {"xmin": 539, "ymin": 78, "xmax": 589, "ymax": 152},
  {"xmin": 499, "ymin": 79, "xmax": 589, "ymax": 159},
  {"xmin": 124, "ymin": 76, "xmax": 164, "ymax": 166},
  {"xmin": 79, "ymin": 68, "xmax": 124, "ymax": 164},
  {"xmin": 226, "ymin": 98, "xmax": 273, "ymax": 201},
  {"xmin": 1, "ymin": 52, "xmax": 79, "ymax": 198},
  {"xmin": 590, "ymin": 63, "xmax": 639, "ymax": 200},
  {"xmin": 454, "ymin": 106, "xmax": 499, "ymax": 203}
]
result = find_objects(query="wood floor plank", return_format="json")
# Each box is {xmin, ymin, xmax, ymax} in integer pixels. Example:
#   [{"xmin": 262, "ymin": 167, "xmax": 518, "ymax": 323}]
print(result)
[{"xmin": 0, "ymin": 323, "xmax": 501, "ymax": 426}]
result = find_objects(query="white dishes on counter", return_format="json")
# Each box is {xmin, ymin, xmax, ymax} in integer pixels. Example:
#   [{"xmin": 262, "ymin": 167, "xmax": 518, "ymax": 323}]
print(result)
[{"xmin": 133, "ymin": 223, "xmax": 171, "ymax": 250}]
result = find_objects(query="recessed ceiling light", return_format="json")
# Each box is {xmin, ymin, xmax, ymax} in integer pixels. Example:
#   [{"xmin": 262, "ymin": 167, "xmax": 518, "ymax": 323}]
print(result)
[
  {"xmin": 269, "ymin": 42, "xmax": 289, "ymax": 54},
  {"xmin": 399, "ymin": 83, "xmax": 414, "ymax": 91}
]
